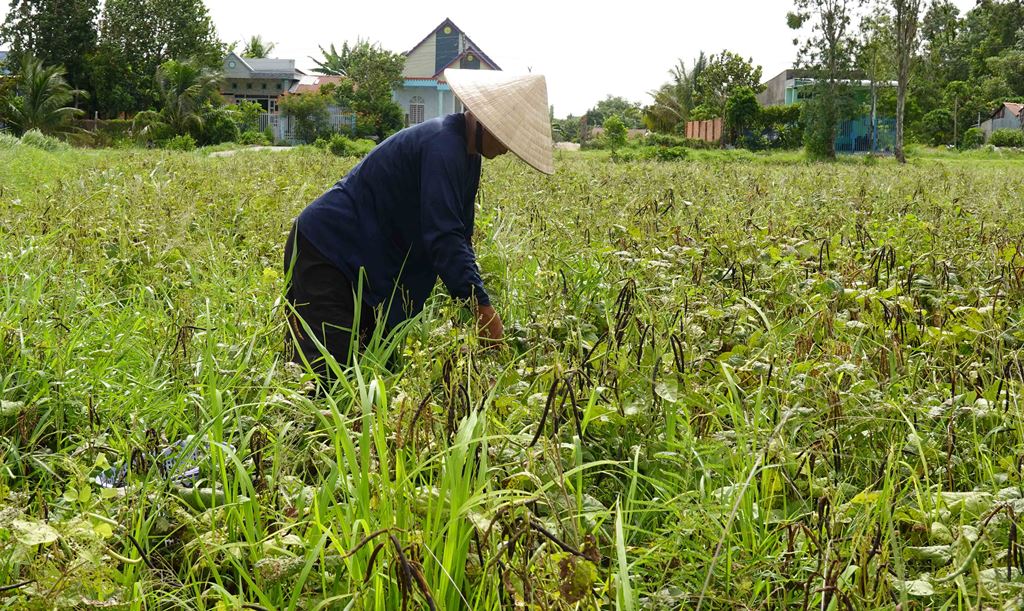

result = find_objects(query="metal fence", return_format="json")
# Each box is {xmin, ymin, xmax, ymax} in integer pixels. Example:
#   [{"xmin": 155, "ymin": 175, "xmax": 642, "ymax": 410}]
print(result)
[
  {"xmin": 835, "ymin": 116, "xmax": 896, "ymax": 154},
  {"xmin": 258, "ymin": 112, "xmax": 358, "ymax": 145}
]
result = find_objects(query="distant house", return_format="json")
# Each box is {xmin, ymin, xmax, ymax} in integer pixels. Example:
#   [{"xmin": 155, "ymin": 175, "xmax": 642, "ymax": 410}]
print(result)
[
  {"xmin": 757, "ymin": 68, "xmax": 896, "ymax": 154},
  {"xmin": 221, "ymin": 52, "xmax": 304, "ymax": 113},
  {"xmin": 0, "ymin": 49, "xmax": 9, "ymax": 76},
  {"xmin": 395, "ymin": 18, "xmax": 501, "ymax": 125},
  {"xmin": 979, "ymin": 102, "xmax": 1023, "ymax": 139}
]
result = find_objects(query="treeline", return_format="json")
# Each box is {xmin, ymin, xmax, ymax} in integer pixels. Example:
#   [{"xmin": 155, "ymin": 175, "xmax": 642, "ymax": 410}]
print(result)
[{"xmin": 556, "ymin": 0, "xmax": 1024, "ymax": 158}]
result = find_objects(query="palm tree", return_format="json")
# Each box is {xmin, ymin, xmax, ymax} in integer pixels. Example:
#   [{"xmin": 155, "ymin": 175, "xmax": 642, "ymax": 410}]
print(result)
[
  {"xmin": 242, "ymin": 35, "xmax": 276, "ymax": 59},
  {"xmin": 643, "ymin": 54, "xmax": 707, "ymax": 133},
  {"xmin": 135, "ymin": 59, "xmax": 222, "ymax": 137},
  {"xmin": 3, "ymin": 55, "xmax": 85, "ymax": 135}
]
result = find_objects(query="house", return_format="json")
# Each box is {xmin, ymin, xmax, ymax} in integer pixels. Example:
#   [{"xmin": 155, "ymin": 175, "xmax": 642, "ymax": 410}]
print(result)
[
  {"xmin": 979, "ymin": 102, "xmax": 1023, "ymax": 139},
  {"xmin": 394, "ymin": 18, "xmax": 501, "ymax": 125},
  {"xmin": 0, "ymin": 49, "xmax": 9, "ymax": 76},
  {"xmin": 221, "ymin": 52, "xmax": 304, "ymax": 113},
  {"xmin": 757, "ymin": 68, "xmax": 896, "ymax": 154}
]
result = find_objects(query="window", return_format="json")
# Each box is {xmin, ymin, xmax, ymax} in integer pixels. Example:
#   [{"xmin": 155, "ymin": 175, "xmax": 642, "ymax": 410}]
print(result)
[
  {"xmin": 409, "ymin": 96, "xmax": 425, "ymax": 125},
  {"xmin": 231, "ymin": 83, "xmax": 237, "ymax": 90},
  {"xmin": 262, "ymin": 83, "xmax": 267, "ymax": 90}
]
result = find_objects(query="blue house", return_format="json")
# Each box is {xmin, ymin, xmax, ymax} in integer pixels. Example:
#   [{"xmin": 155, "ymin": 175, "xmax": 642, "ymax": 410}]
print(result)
[{"xmin": 394, "ymin": 19, "xmax": 501, "ymax": 126}]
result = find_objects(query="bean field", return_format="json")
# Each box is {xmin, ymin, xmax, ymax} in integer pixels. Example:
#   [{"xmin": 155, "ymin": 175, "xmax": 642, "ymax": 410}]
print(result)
[{"xmin": 3, "ymin": 146, "xmax": 1024, "ymax": 609}]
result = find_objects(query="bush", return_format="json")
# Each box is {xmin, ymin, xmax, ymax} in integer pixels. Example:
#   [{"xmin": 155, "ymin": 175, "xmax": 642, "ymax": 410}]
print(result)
[
  {"xmin": 163, "ymin": 134, "xmax": 196, "ymax": 151},
  {"xmin": 20, "ymin": 129, "xmax": 69, "ymax": 151},
  {"xmin": 920, "ymin": 108, "xmax": 953, "ymax": 146},
  {"xmin": 989, "ymin": 128, "xmax": 1024, "ymax": 148},
  {"xmin": 280, "ymin": 93, "xmax": 331, "ymax": 144},
  {"xmin": 326, "ymin": 133, "xmax": 375, "ymax": 157},
  {"xmin": 962, "ymin": 127, "xmax": 986, "ymax": 149},
  {"xmin": 200, "ymin": 106, "xmax": 240, "ymax": 146},
  {"xmin": 0, "ymin": 132, "xmax": 20, "ymax": 149},
  {"xmin": 238, "ymin": 130, "xmax": 271, "ymax": 146},
  {"xmin": 233, "ymin": 100, "xmax": 264, "ymax": 135}
]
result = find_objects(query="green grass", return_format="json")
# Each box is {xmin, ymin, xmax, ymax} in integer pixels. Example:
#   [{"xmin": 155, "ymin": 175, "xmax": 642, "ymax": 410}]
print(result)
[{"xmin": 2, "ymin": 146, "xmax": 1024, "ymax": 609}]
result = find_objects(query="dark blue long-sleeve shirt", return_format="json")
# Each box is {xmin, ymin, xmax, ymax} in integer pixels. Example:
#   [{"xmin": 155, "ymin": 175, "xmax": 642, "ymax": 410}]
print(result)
[{"xmin": 296, "ymin": 114, "xmax": 487, "ymax": 330}]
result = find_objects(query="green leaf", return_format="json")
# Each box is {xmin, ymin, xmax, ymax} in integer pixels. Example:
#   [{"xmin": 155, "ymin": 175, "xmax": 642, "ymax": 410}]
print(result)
[{"xmin": 12, "ymin": 518, "xmax": 60, "ymax": 546}]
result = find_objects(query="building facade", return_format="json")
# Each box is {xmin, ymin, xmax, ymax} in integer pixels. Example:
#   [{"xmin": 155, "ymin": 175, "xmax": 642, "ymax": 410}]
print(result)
[
  {"xmin": 393, "ymin": 18, "xmax": 501, "ymax": 126},
  {"xmin": 221, "ymin": 52, "xmax": 303, "ymax": 113},
  {"xmin": 979, "ymin": 102, "xmax": 1023, "ymax": 139}
]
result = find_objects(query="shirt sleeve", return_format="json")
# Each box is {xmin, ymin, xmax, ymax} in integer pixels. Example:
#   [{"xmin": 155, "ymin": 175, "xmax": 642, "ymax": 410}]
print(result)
[{"xmin": 420, "ymin": 145, "xmax": 490, "ymax": 306}]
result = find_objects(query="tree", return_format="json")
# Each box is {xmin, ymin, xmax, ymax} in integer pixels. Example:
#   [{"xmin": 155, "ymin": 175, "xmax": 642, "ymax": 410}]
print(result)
[
  {"xmin": 725, "ymin": 86, "xmax": 760, "ymax": 145},
  {"xmin": 695, "ymin": 51, "xmax": 764, "ymax": 120},
  {"xmin": 134, "ymin": 58, "xmax": 221, "ymax": 141},
  {"xmin": 314, "ymin": 40, "xmax": 405, "ymax": 140},
  {"xmin": 586, "ymin": 96, "xmax": 643, "ymax": 129},
  {"xmin": 788, "ymin": 0, "xmax": 863, "ymax": 159},
  {"xmin": 644, "ymin": 54, "xmax": 708, "ymax": 133},
  {"xmin": 242, "ymin": 35, "xmax": 276, "ymax": 59},
  {"xmin": 0, "ymin": 0, "xmax": 99, "ymax": 94},
  {"xmin": 2, "ymin": 54, "xmax": 85, "ymax": 135},
  {"xmin": 90, "ymin": 0, "xmax": 222, "ymax": 117},
  {"xmin": 602, "ymin": 114, "xmax": 627, "ymax": 151},
  {"xmin": 857, "ymin": 9, "xmax": 895, "ymax": 153},
  {"xmin": 892, "ymin": 0, "xmax": 923, "ymax": 163},
  {"xmin": 279, "ymin": 92, "xmax": 330, "ymax": 144}
]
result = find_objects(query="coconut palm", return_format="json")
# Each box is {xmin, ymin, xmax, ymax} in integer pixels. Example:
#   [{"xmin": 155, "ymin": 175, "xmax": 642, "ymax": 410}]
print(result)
[
  {"xmin": 242, "ymin": 35, "xmax": 276, "ymax": 59},
  {"xmin": 3, "ymin": 55, "xmax": 85, "ymax": 135},
  {"xmin": 135, "ymin": 59, "xmax": 222, "ymax": 137},
  {"xmin": 643, "ymin": 54, "xmax": 707, "ymax": 133}
]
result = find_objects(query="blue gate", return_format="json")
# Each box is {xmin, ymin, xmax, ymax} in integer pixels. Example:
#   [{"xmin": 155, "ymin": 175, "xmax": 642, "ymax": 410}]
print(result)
[{"xmin": 835, "ymin": 117, "xmax": 895, "ymax": 154}]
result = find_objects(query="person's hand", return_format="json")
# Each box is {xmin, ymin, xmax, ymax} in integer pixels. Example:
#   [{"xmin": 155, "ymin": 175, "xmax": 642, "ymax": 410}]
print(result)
[{"xmin": 476, "ymin": 304, "xmax": 504, "ymax": 345}]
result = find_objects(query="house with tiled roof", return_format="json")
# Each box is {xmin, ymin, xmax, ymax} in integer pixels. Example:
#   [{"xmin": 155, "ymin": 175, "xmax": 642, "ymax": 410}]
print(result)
[{"xmin": 394, "ymin": 18, "xmax": 500, "ymax": 126}]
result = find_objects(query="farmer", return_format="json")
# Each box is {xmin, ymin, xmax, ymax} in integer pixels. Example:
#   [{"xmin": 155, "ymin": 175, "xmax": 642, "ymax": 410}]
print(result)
[{"xmin": 284, "ymin": 68, "xmax": 554, "ymax": 376}]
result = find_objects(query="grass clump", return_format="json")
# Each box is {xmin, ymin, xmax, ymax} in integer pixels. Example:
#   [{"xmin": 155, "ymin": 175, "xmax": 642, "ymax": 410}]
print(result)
[{"xmin": 19, "ymin": 128, "xmax": 70, "ymax": 151}]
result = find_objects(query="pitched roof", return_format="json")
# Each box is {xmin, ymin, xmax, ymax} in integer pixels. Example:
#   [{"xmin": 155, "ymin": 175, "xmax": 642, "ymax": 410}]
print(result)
[
  {"xmin": 1002, "ymin": 102, "xmax": 1023, "ymax": 118},
  {"xmin": 403, "ymin": 18, "xmax": 501, "ymax": 71},
  {"xmin": 289, "ymin": 74, "xmax": 345, "ymax": 95},
  {"xmin": 226, "ymin": 52, "xmax": 298, "ymax": 79},
  {"xmin": 432, "ymin": 45, "xmax": 500, "ymax": 79}
]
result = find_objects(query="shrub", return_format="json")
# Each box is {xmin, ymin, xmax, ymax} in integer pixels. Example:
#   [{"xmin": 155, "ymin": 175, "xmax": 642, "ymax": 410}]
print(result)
[
  {"xmin": 0, "ymin": 132, "xmax": 21, "ymax": 149},
  {"xmin": 602, "ymin": 115, "xmax": 627, "ymax": 151},
  {"xmin": 327, "ymin": 133, "xmax": 375, "ymax": 157},
  {"xmin": 233, "ymin": 100, "xmax": 264, "ymax": 135},
  {"xmin": 962, "ymin": 127, "xmax": 986, "ymax": 149},
  {"xmin": 989, "ymin": 128, "xmax": 1024, "ymax": 148},
  {"xmin": 280, "ymin": 93, "xmax": 331, "ymax": 144},
  {"xmin": 20, "ymin": 129, "xmax": 69, "ymax": 151},
  {"xmin": 163, "ymin": 134, "xmax": 196, "ymax": 151},
  {"xmin": 238, "ymin": 130, "xmax": 271, "ymax": 146},
  {"xmin": 200, "ymin": 106, "xmax": 240, "ymax": 146}
]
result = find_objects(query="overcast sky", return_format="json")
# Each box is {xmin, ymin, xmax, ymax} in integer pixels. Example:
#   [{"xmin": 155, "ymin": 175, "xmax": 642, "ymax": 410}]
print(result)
[{"xmin": 2, "ymin": 0, "xmax": 979, "ymax": 117}]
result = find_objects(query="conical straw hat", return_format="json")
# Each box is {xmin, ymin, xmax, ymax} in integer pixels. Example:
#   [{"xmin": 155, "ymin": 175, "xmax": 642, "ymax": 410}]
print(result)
[{"xmin": 444, "ymin": 69, "xmax": 554, "ymax": 175}]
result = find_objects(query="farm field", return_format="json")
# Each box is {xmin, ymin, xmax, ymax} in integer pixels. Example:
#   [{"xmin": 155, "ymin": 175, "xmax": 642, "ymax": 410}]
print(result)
[{"xmin": 3, "ymin": 146, "xmax": 1024, "ymax": 610}]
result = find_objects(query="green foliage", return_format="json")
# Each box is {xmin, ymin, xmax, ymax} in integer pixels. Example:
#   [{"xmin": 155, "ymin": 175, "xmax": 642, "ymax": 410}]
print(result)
[
  {"xmin": 323, "ymin": 132, "xmax": 375, "ymax": 157},
  {"xmin": 6, "ymin": 148, "xmax": 1024, "ymax": 608},
  {"xmin": 134, "ymin": 58, "xmax": 222, "ymax": 141},
  {"xmin": 241, "ymin": 35, "xmax": 275, "ymax": 59},
  {"xmin": 0, "ymin": 132, "xmax": 20, "ymax": 148},
  {"xmin": 19, "ymin": 127, "xmax": 68, "ymax": 150},
  {"xmin": 279, "ymin": 92, "xmax": 330, "ymax": 144},
  {"xmin": 696, "ymin": 51, "xmax": 765, "ymax": 119},
  {"xmin": 643, "ymin": 54, "xmax": 708, "ymax": 133},
  {"xmin": 725, "ymin": 85, "xmax": 759, "ymax": 145},
  {"xmin": 162, "ymin": 132, "xmax": 195, "ymax": 151},
  {"xmin": 199, "ymin": 105, "xmax": 239, "ymax": 146},
  {"xmin": 552, "ymin": 114, "xmax": 582, "ymax": 143},
  {"xmin": 89, "ymin": 0, "xmax": 223, "ymax": 117},
  {"xmin": 314, "ymin": 40, "xmax": 405, "ymax": 140},
  {"xmin": 586, "ymin": 95, "xmax": 644, "ymax": 129},
  {"xmin": 602, "ymin": 115, "xmax": 627, "ymax": 151},
  {"xmin": 920, "ymin": 108, "xmax": 953, "ymax": 146},
  {"xmin": 961, "ymin": 126, "xmax": 985, "ymax": 149},
  {"xmin": 989, "ymin": 128, "xmax": 1024, "ymax": 148},
  {"xmin": 0, "ymin": 0, "xmax": 98, "ymax": 93},
  {"xmin": 233, "ymin": 100, "xmax": 264, "ymax": 134},
  {"xmin": 2, "ymin": 54, "xmax": 85, "ymax": 135},
  {"xmin": 238, "ymin": 130, "xmax": 271, "ymax": 145}
]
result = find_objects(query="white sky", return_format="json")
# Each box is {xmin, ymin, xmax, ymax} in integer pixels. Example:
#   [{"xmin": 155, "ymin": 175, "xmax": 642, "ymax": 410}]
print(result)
[{"xmin": 1, "ymin": 0, "xmax": 978, "ymax": 117}]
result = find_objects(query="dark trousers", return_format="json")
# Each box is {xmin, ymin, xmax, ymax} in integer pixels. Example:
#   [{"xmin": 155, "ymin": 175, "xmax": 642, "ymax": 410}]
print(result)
[{"xmin": 284, "ymin": 222, "xmax": 376, "ymax": 378}]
